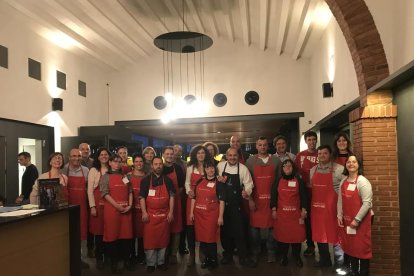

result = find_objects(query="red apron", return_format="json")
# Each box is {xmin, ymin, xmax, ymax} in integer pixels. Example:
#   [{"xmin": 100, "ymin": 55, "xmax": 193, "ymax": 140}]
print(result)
[
  {"xmin": 186, "ymin": 170, "xmax": 203, "ymax": 225},
  {"xmin": 311, "ymin": 169, "xmax": 339, "ymax": 244},
  {"xmin": 103, "ymin": 174, "xmax": 133, "ymax": 242},
  {"xmin": 122, "ymin": 165, "xmax": 132, "ymax": 175},
  {"xmin": 143, "ymin": 176, "xmax": 171, "ymax": 249},
  {"xmin": 194, "ymin": 178, "xmax": 220, "ymax": 243},
  {"xmin": 334, "ymin": 156, "xmax": 347, "ymax": 166},
  {"xmin": 66, "ymin": 167, "xmax": 88, "ymax": 240},
  {"xmin": 273, "ymin": 177, "xmax": 306, "ymax": 243},
  {"xmin": 339, "ymin": 178, "xmax": 372, "ymax": 259},
  {"xmin": 131, "ymin": 174, "xmax": 144, "ymax": 238},
  {"xmin": 89, "ymin": 171, "xmax": 104, "ymax": 235},
  {"xmin": 167, "ymin": 168, "xmax": 183, "ymax": 233},
  {"xmin": 250, "ymin": 156, "xmax": 275, "ymax": 228}
]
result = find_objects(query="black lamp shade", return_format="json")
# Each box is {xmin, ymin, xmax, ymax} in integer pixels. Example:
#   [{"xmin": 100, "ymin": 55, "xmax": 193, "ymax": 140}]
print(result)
[
  {"xmin": 322, "ymin": 83, "xmax": 333, "ymax": 98},
  {"xmin": 52, "ymin": 98, "xmax": 63, "ymax": 111}
]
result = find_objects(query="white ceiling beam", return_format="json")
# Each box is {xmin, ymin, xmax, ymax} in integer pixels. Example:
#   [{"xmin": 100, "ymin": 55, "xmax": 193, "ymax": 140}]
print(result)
[
  {"xmin": 221, "ymin": 0, "xmax": 235, "ymax": 41},
  {"xmin": 203, "ymin": 0, "xmax": 219, "ymax": 37},
  {"xmin": 163, "ymin": 0, "xmax": 189, "ymax": 31},
  {"xmin": 260, "ymin": 0, "xmax": 269, "ymax": 51},
  {"xmin": 121, "ymin": 0, "xmax": 170, "ymax": 34},
  {"xmin": 6, "ymin": 0, "xmax": 120, "ymax": 70},
  {"xmin": 276, "ymin": 0, "xmax": 291, "ymax": 55},
  {"xmin": 185, "ymin": 0, "xmax": 205, "ymax": 33},
  {"xmin": 46, "ymin": 0, "xmax": 135, "ymax": 66},
  {"xmin": 239, "ymin": 0, "xmax": 250, "ymax": 46},
  {"xmin": 292, "ymin": 0, "xmax": 318, "ymax": 60}
]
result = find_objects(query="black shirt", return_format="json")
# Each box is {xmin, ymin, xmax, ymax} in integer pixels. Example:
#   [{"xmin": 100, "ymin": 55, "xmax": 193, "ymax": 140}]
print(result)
[
  {"xmin": 139, "ymin": 173, "xmax": 176, "ymax": 198},
  {"xmin": 162, "ymin": 163, "xmax": 185, "ymax": 188},
  {"xmin": 22, "ymin": 164, "xmax": 39, "ymax": 200}
]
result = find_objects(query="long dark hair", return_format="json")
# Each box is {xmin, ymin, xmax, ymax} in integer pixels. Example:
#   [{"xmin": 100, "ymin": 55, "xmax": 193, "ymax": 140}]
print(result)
[
  {"xmin": 332, "ymin": 132, "xmax": 353, "ymax": 159},
  {"xmin": 188, "ymin": 144, "xmax": 213, "ymax": 167},
  {"xmin": 92, "ymin": 147, "xmax": 111, "ymax": 170},
  {"xmin": 280, "ymin": 159, "xmax": 297, "ymax": 177}
]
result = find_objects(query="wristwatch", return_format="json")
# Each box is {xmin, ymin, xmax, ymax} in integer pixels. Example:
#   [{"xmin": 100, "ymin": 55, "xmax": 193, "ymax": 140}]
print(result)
[{"xmin": 354, "ymin": 217, "xmax": 361, "ymax": 224}]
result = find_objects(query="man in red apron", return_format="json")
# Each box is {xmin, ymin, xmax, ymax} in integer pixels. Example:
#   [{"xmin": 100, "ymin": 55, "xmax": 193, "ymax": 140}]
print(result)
[
  {"xmin": 63, "ymin": 148, "xmax": 90, "ymax": 269},
  {"xmin": 246, "ymin": 137, "xmax": 281, "ymax": 263},
  {"xmin": 162, "ymin": 146, "xmax": 185, "ymax": 264},
  {"xmin": 217, "ymin": 148, "xmax": 256, "ymax": 268},
  {"xmin": 309, "ymin": 145, "xmax": 344, "ymax": 267},
  {"xmin": 140, "ymin": 157, "xmax": 175, "ymax": 272},
  {"xmin": 273, "ymin": 135, "xmax": 296, "ymax": 163},
  {"xmin": 294, "ymin": 131, "xmax": 318, "ymax": 257}
]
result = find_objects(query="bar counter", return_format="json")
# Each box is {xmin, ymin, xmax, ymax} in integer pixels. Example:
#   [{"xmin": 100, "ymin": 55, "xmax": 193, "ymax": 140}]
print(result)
[{"xmin": 0, "ymin": 205, "xmax": 80, "ymax": 276}]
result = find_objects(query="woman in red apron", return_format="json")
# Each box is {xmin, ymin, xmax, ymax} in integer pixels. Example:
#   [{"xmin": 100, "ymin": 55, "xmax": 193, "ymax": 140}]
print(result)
[
  {"xmin": 87, "ymin": 147, "xmax": 109, "ymax": 269},
  {"xmin": 129, "ymin": 154, "xmax": 146, "ymax": 265},
  {"xmin": 338, "ymin": 155, "xmax": 373, "ymax": 276},
  {"xmin": 184, "ymin": 145, "xmax": 212, "ymax": 266},
  {"xmin": 190, "ymin": 162, "xmax": 225, "ymax": 270},
  {"xmin": 101, "ymin": 154, "xmax": 133, "ymax": 274},
  {"xmin": 143, "ymin": 146, "xmax": 156, "ymax": 175},
  {"xmin": 332, "ymin": 132, "xmax": 353, "ymax": 166},
  {"xmin": 140, "ymin": 157, "xmax": 175, "ymax": 272},
  {"xmin": 271, "ymin": 159, "xmax": 307, "ymax": 267}
]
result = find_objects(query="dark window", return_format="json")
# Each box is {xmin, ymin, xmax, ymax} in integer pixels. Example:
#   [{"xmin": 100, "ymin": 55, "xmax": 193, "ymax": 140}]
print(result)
[
  {"xmin": 57, "ymin": 70, "xmax": 66, "ymax": 90},
  {"xmin": 78, "ymin": 80, "xmax": 86, "ymax": 97},
  {"xmin": 0, "ymin": 45, "xmax": 8, "ymax": 69},
  {"xmin": 28, "ymin": 58, "xmax": 41, "ymax": 80}
]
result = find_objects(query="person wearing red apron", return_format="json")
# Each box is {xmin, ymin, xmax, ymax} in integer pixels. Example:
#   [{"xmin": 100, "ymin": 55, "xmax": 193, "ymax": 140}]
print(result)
[
  {"xmin": 217, "ymin": 148, "xmax": 256, "ymax": 268},
  {"xmin": 162, "ymin": 146, "xmax": 185, "ymax": 265},
  {"xmin": 271, "ymin": 159, "xmax": 307, "ymax": 267},
  {"xmin": 190, "ymin": 162, "xmax": 225, "ymax": 270},
  {"xmin": 294, "ymin": 131, "xmax": 318, "ymax": 257},
  {"xmin": 87, "ymin": 147, "xmax": 109, "ymax": 270},
  {"xmin": 337, "ymin": 155, "xmax": 373, "ymax": 276},
  {"xmin": 245, "ymin": 137, "xmax": 280, "ymax": 263},
  {"xmin": 184, "ymin": 144, "xmax": 211, "ymax": 266},
  {"xmin": 100, "ymin": 154, "xmax": 133, "ymax": 274},
  {"xmin": 310, "ymin": 145, "xmax": 344, "ymax": 267},
  {"xmin": 140, "ymin": 157, "xmax": 175, "ymax": 272},
  {"xmin": 64, "ymin": 149, "xmax": 90, "ymax": 269},
  {"xmin": 117, "ymin": 146, "xmax": 132, "ymax": 174},
  {"xmin": 129, "ymin": 154, "xmax": 146, "ymax": 265},
  {"xmin": 332, "ymin": 132, "xmax": 353, "ymax": 167}
]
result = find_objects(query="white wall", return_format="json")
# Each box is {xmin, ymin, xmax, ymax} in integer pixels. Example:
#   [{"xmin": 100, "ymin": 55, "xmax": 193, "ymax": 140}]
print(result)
[
  {"xmin": 109, "ymin": 39, "xmax": 311, "ymax": 124},
  {"xmin": 0, "ymin": 10, "xmax": 109, "ymax": 150}
]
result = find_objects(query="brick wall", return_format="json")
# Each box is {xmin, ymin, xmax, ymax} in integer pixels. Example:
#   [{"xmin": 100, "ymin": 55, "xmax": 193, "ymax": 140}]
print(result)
[{"xmin": 349, "ymin": 91, "xmax": 400, "ymax": 276}]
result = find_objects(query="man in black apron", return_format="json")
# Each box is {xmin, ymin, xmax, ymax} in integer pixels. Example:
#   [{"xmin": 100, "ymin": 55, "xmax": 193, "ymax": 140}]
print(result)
[{"xmin": 217, "ymin": 148, "xmax": 256, "ymax": 268}]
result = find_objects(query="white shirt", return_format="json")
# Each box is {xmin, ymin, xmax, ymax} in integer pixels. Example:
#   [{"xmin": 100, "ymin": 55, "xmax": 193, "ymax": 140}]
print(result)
[{"xmin": 217, "ymin": 161, "xmax": 254, "ymax": 196}]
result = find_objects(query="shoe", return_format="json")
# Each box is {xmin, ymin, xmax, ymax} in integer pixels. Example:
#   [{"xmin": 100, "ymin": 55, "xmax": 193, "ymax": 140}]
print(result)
[
  {"xmin": 201, "ymin": 259, "xmax": 210, "ymax": 269},
  {"xmin": 157, "ymin": 263, "xmax": 168, "ymax": 271},
  {"xmin": 295, "ymin": 257, "xmax": 303, "ymax": 267},
  {"xmin": 314, "ymin": 259, "xmax": 332, "ymax": 268},
  {"xmin": 96, "ymin": 260, "xmax": 105, "ymax": 270},
  {"xmin": 280, "ymin": 256, "xmax": 288, "ymax": 266},
  {"xmin": 303, "ymin": 247, "xmax": 315, "ymax": 257},
  {"xmin": 138, "ymin": 255, "xmax": 146, "ymax": 265},
  {"xmin": 208, "ymin": 259, "xmax": 218, "ymax": 270},
  {"xmin": 81, "ymin": 260, "xmax": 90, "ymax": 269},
  {"xmin": 146, "ymin": 266, "xmax": 155, "ymax": 273},
  {"xmin": 239, "ymin": 258, "xmax": 257, "ymax": 268},
  {"xmin": 179, "ymin": 248, "xmax": 189, "ymax": 256},
  {"xmin": 267, "ymin": 254, "xmax": 276, "ymax": 263},
  {"xmin": 220, "ymin": 256, "xmax": 233, "ymax": 265},
  {"xmin": 87, "ymin": 248, "xmax": 95, "ymax": 258}
]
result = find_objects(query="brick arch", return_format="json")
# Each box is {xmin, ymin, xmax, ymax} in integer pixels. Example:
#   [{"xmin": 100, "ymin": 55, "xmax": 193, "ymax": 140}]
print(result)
[{"xmin": 325, "ymin": 0, "xmax": 389, "ymax": 105}]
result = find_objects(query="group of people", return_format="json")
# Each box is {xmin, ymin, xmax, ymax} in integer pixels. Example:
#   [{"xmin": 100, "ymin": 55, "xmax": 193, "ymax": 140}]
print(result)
[{"xmin": 20, "ymin": 131, "xmax": 372, "ymax": 276}]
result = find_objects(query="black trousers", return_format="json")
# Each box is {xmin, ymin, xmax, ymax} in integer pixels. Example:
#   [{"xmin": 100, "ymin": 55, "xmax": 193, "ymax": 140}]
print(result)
[
  {"xmin": 317, "ymin": 242, "xmax": 331, "ymax": 263},
  {"xmin": 186, "ymin": 225, "xmax": 196, "ymax": 253},
  {"xmin": 105, "ymin": 239, "xmax": 134, "ymax": 263},
  {"xmin": 200, "ymin": 242, "xmax": 218, "ymax": 261},
  {"xmin": 131, "ymin": 237, "xmax": 145, "ymax": 260},
  {"xmin": 278, "ymin": 242, "xmax": 301, "ymax": 258},
  {"xmin": 94, "ymin": 235, "xmax": 104, "ymax": 261},
  {"xmin": 350, "ymin": 256, "xmax": 370, "ymax": 276},
  {"xmin": 220, "ymin": 206, "xmax": 248, "ymax": 259},
  {"xmin": 305, "ymin": 190, "xmax": 314, "ymax": 248}
]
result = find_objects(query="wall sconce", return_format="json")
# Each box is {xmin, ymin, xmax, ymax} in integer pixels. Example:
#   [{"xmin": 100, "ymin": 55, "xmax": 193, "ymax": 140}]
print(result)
[
  {"xmin": 322, "ymin": 82, "xmax": 333, "ymax": 98},
  {"xmin": 52, "ymin": 98, "xmax": 63, "ymax": 111}
]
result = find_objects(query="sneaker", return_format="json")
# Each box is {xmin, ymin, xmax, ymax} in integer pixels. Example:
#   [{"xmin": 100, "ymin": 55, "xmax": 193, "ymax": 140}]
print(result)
[
  {"xmin": 146, "ymin": 266, "xmax": 155, "ymax": 273},
  {"xmin": 267, "ymin": 254, "xmax": 276, "ymax": 263},
  {"xmin": 303, "ymin": 247, "xmax": 315, "ymax": 257}
]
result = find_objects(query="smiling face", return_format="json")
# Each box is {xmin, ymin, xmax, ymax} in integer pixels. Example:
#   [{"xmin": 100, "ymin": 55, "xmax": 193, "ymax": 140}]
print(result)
[
  {"xmin": 205, "ymin": 165, "xmax": 216, "ymax": 178},
  {"xmin": 275, "ymin": 138, "xmax": 287, "ymax": 154},
  {"xmin": 144, "ymin": 150, "xmax": 155, "ymax": 162},
  {"xmin": 163, "ymin": 148, "xmax": 174, "ymax": 164},
  {"xmin": 345, "ymin": 156, "xmax": 359, "ymax": 174},
  {"xmin": 336, "ymin": 136, "xmax": 348, "ymax": 152},
  {"xmin": 230, "ymin": 135, "xmax": 241, "ymax": 150},
  {"xmin": 226, "ymin": 148, "xmax": 239, "ymax": 165},
  {"xmin": 79, "ymin": 143, "xmax": 91, "ymax": 159},
  {"xmin": 306, "ymin": 135, "xmax": 317, "ymax": 151},
  {"xmin": 69, "ymin": 149, "xmax": 82, "ymax": 167},
  {"xmin": 317, "ymin": 148, "xmax": 331, "ymax": 164},
  {"xmin": 50, "ymin": 154, "xmax": 64, "ymax": 169},
  {"xmin": 196, "ymin": 149, "xmax": 206, "ymax": 163},
  {"xmin": 98, "ymin": 150, "xmax": 110, "ymax": 165},
  {"xmin": 282, "ymin": 161, "xmax": 293, "ymax": 176},
  {"xmin": 133, "ymin": 156, "xmax": 144, "ymax": 171}
]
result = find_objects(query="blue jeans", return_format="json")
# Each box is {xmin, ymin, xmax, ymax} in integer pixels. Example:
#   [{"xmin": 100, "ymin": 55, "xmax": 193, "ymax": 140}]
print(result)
[
  {"xmin": 250, "ymin": 227, "xmax": 275, "ymax": 256},
  {"xmin": 145, "ymin": 248, "xmax": 166, "ymax": 266}
]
